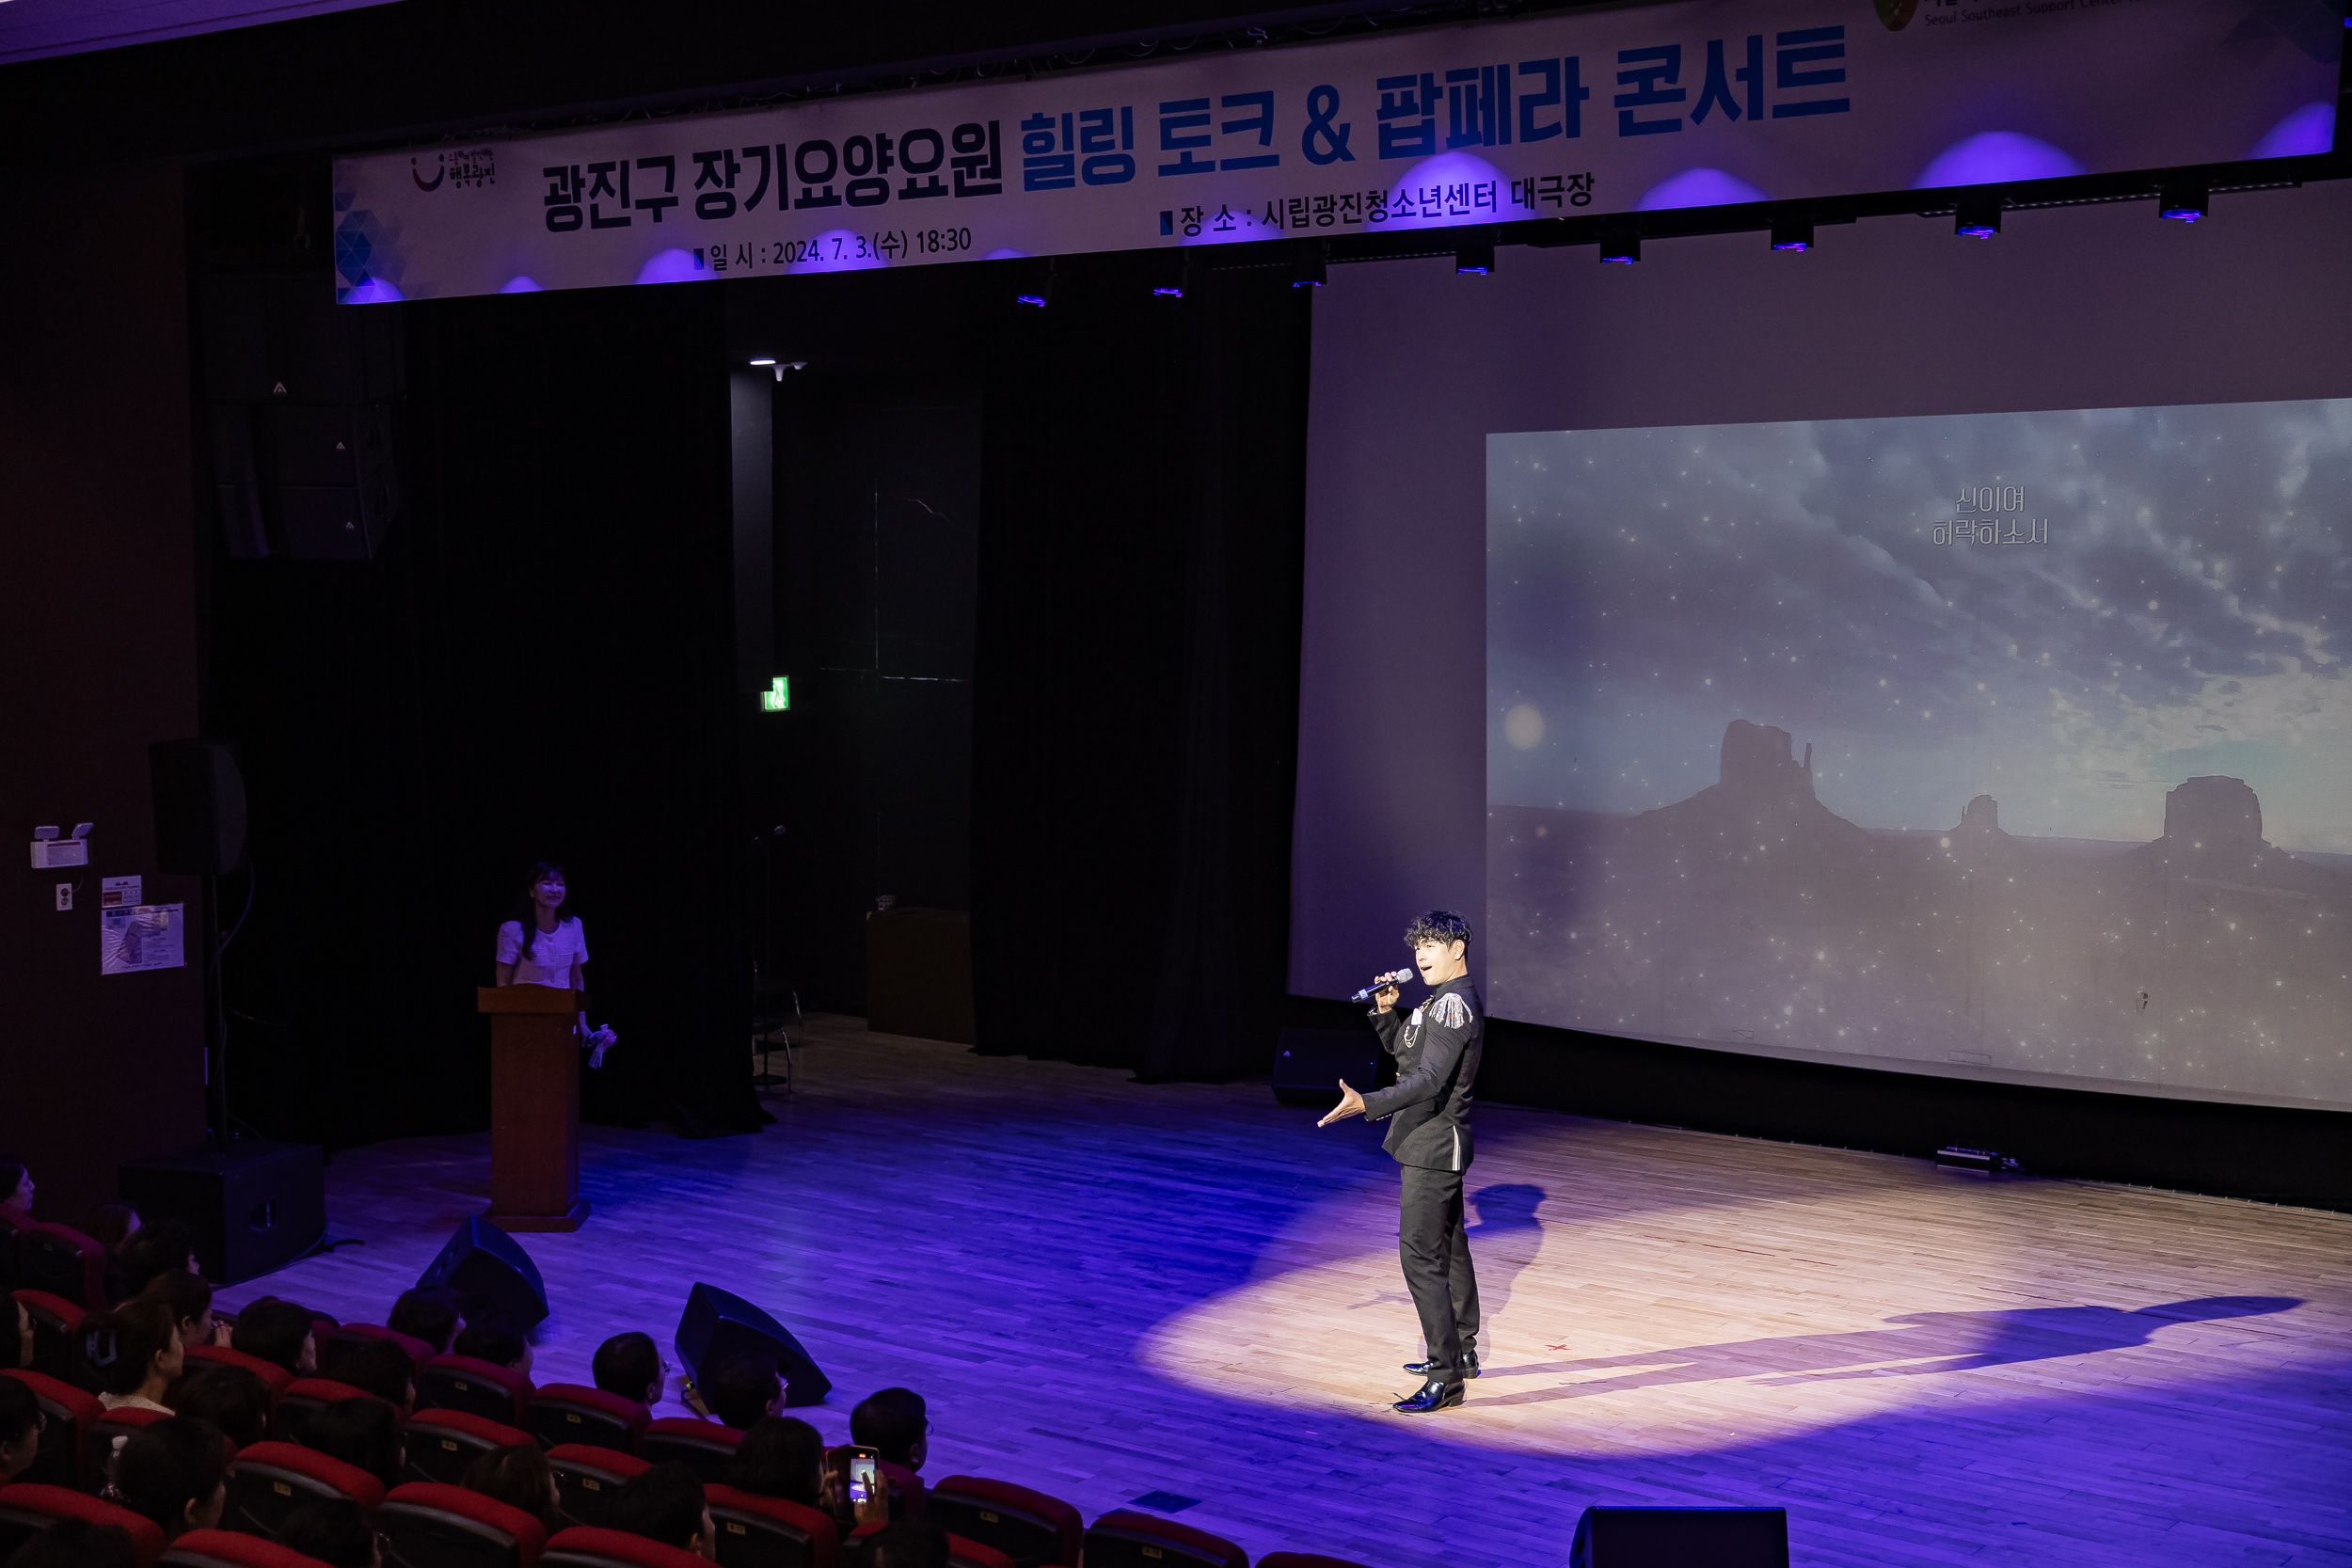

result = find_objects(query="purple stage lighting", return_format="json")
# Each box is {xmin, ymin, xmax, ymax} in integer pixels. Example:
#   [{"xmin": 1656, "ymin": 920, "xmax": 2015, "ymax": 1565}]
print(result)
[
  {"xmin": 1954, "ymin": 195, "xmax": 2002, "ymax": 239},
  {"xmin": 1637, "ymin": 167, "xmax": 1770, "ymax": 212},
  {"xmin": 1769, "ymin": 215, "xmax": 1812, "ymax": 252},
  {"xmin": 2157, "ymin": 177, "xmax": 2207, "ymax": 223},
  {"xmin": 2249, "ymin": 102, "xmax": 2335, "ymax": 160},
  {"xmin": 1597, "ymin": 217, "xmax": 1639, "ymax": 264},
  {"xmin": 1915, "ymin": 132, "xmax": 2084, "ymax": 189}
]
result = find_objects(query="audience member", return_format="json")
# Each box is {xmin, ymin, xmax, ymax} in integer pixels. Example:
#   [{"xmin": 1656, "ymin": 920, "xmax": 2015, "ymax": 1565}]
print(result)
[
  {"xmin": 170, "ymin": 1363, "xmax": 271, "ymax": 1451},
  {"xmin": 460, "ymin": 1443, "xmax": 561, "ymax": 1533},
  {"xmin": 1, "ymin": 1155, "xmax": 30, "ymax": 1214},
  {"xmin": 608, "ymin": 1463, "xmax": 714, "ymax": 1560},
  {"xmin": 701, "ymin": 1354, "xmax": 780, "ymax": 1431},
  {"xmin": 592, "ymin": 1331, "xmax": 662, "ymax": 1407},
  {"xmin": 850, "ymin": 1387, "xmax": 930, "ymax": 1472},
  {"xmin": 139, "ymin": 1270, "xmax": 221, "ymax": 1351},
  {"xmin": 79, "ymin": 1201, "xmax": 142, "ymax": 1252},
  {"xmin": 84, "ymin": 1298, "xmax": 183, "ymax": 1414},
  {"xmin": 452, "ymin": 1314, "xmax": 532, "ymax": 1379},
  {"xmin": 0, "ymin": 1374, "xmax": 43, "ymax": 1481},
  {"xmin": 277, "ymin": 1497, "xmax": 380, "ymax": 1568},
  {"xmin": 113, "ymin": 1417, "xmax": 228, "ymax": 1541},
  {"xmin": 115, "ymin": 1221, "xmax": 199, "ymax": 1300},
  {"xmin": 335, "ymin": 1338, "xmax": 417, "ymax": 1412},
  {"xmin": 303, "ymin": 1397, "xmax": 404, "ymax": 1493},
  {"xmin": 0, "ymin": 1519, "xmax": 139, "ymax": 1568},
  {"xmin": 233, "ymin": 1299, "xmax": 319, "ymax": 1376},
  {"xmin": 7, "ymin": 1296, "xmax": 31, "ymax": 1371},
  {"xmin": 862, "ymin": 1519, "xmax": 949, "ymax": 1568},
  {"xmin": 387, "ymin": 1287, "xmax": 463, "ymax": 1357},
  {"xmin": 722, "ymin": 1416, "xmax": 824, "ymax": 1510}
]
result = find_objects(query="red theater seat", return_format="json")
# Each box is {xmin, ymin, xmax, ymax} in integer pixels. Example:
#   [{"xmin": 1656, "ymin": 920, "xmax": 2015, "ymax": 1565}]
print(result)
[
  {"xmin": 417, "ymin": 1355, "xmax": 534, "ymax": 1430},
  {"xmin": 543, "ymin": 1527, "xmax": 709, "ymax": 1568},
  {"xmin": 638, "ymin": 1418, "xmax": 742, "ymax": 1483},
  {"xmin": 271, "ymin": 1378, "xmax": 392, "ymax": 1445},
  {"xmin": 13, "ymin": 1290, "xmax": 90, "ymax": 1386},
  {"xmin": 924, "ymin": 1477, "xmax": 1081, "ymax": 1568},
  {"xmin": 1081, "ymin": 1512, "xmax": 1248, "ymax": 1568},
  {"xmin": 223, "ymin": 1442, "xmax": 388, "ymax": 1539},
  {"xmin": 704, "ymin": 1483, "xmax": 838, "ymax": 1568},
  {"xmin": 182, "ymin": 1345, "xmax": 297, "ymax": 1406},
  {"xmin": 0, "ymin": 1483, "xmax": 167, "ymax": 1567},
  {"xmin": 2, "ymin": 1368, "xmax": 103, "ymax": 1490},
  {"xmin": 405, "ymin": 1409, "xmax": 534, "ymax": 1486},
  {"xmin": 165, "ymin": 1528, "xmax": 341, "ymax": 1568},
  {"xmin": 547, "ymin": 1446, "xmax": 651, "ymax": 1532},
  {"xmin": 845, "ymin": 1522, "xmax": 1008, "ymax": 1568},
  {"xmin": 86, "ymin": 1404, "xmax": 176, "ymax": 1494},
  {"xmin": 0, "ymin": 1207, "xmax": 31, "ymax": 1291},
  {"xmin": 1259, "ymin": 1556, "xmax": 1376, "ymax": 1568},
  {"xmin": 318, "ymin": 1323, "xmax": 437, "ymax": 1382},
  {"xmin": 16, "ymin": 1227, "xmax": 108, "ymax": 1310},
  {"xmin": 378, "ymin": 1481, "xmax": 548, "ymax": 1568},
  {"xmin": 528, "ymin": 1386, "xmax": 646, "ymax": 1456}
]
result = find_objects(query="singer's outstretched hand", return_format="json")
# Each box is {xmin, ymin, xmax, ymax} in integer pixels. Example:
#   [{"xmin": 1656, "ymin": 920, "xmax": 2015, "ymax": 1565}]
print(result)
[{"xmin": 1317, "ymin": 1079, "xmax": 1367, "ymax": 1127}]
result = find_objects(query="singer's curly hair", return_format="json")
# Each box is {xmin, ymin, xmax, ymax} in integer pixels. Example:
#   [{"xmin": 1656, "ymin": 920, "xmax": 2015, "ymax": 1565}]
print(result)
[{"xmin": 1403, "ymin": 910, "xmax": 1472, "ymax": 950}]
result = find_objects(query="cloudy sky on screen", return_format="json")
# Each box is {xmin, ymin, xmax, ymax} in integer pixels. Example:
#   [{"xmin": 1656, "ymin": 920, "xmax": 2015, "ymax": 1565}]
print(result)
[{"xmin": 1486, "ymin": 399, "xmax": 2352, "ymax": 852}]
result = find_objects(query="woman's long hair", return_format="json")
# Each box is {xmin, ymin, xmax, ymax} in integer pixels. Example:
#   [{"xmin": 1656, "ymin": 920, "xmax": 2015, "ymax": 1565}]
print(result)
[{"xmin": 504, "ymin": 861, "xmax": 570, "ymax": 962}]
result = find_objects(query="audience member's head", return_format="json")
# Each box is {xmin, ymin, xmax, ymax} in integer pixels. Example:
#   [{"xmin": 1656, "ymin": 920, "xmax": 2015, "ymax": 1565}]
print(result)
[
  {"xmin": 1, "ymin": 1155, "xmax": 30, "ymax": 1214},
  {"xmin": 850, "ymin": 1387, "xmax": 929, "ymax": 1471},
  {"xmin": 7, "ymin": 1297, "xmax": 32, "ymax": 1372},
  {"xmin": 303, "ymin": 1397, "xmax": 404, "ymax": 1493},
  {"xmin": 863, "ymin": 1520, "xmax": 949, "ymax": 1568},
  {"xmin": 82, "ymin": 1298, "xmax": 183, "ymax": 1402},
  {"xmin": 115, "ymin": 1220, "xmax": 199, "ymax": 1299},
  {"xmin": 1, "ymin": 1518, "xmax": 138, "ymax": 1568},
  {"xmin": 79, "ymin": 1201, "xmax": 142, "ymax": 1253},
  {"xmin": 460, "ymin": 1443, "xmax": 560, "ymax": 1532},
  {"xmin": 453, "ymin": 1314, "xmax": 531, "ymax": 1378},
  {"xmin": 233, "ymin": 1300, "xmax": 318, "ymax": 1376},
  {"xmin": 139, "ymin": 1269, "xmax": 217, "ymax": 1351},
  {"xmin": 113, "ymin": 1416, "xmax": 228, "ymax": 1541},
  {"xmin": 0, "ymin": 1373, "xmax": 44, "ymax": 1480},
  {"xmin": 170, "ymin": 1363, "xmax": 271, "ymax": 1451},
  {"xmin": 387, "ymin": 1287, "xmax": 463, "ymax": 1356},
  {"xmin": 278, "ymin": 1497, "xmax": 379, "ymax": 1568},
  {"xmin": 703, "ymin": 1354, "xmax": 781, "ymax": 1431},
  {"xmin": 593, "ymin": 1331, "xmax": 662, "ymax": 1406},
  {"xmin": 609, "ymin": 1463, "xmax": 712, "ymax": 1560},
  {"xmin": 723, "ymin": 1416, "xmax": 823, "ymax": 1508},
  {"xmin": 335, "ymin": 1338, "xmax": 416, "ymax": 1412}
]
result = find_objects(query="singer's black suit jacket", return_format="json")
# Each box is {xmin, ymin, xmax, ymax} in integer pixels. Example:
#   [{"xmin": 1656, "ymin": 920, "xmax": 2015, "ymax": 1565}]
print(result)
[{"xmin": 1359, "ymin": 976, "xmax": 1483, "ymax": 1173}]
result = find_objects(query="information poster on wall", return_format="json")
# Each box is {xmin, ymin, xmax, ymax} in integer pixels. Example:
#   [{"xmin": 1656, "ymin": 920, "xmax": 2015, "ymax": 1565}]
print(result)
[{"xmin": 102, "ymin": 903, "xmax": 185, "ymax": 975}]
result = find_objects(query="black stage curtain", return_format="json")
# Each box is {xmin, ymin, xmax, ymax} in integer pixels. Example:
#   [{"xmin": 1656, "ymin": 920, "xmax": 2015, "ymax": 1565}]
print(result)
[
  {"xmin": 206, "ymin": 281, "xmax": 756, "ymax": 1146},
  {"xmin": 970, "ymin": 257, "xmax": 1311, "ymax": 1080}
]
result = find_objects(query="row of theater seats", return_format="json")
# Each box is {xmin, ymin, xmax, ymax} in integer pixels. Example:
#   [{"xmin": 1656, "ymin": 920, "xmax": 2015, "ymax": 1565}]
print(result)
[{"xmin": 0, "ymin": 1211, "xmax": 114, "ymax": 1310}]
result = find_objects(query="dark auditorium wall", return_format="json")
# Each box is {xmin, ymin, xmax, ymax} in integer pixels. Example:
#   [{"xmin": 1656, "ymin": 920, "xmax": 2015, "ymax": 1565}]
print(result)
[{"xmin": 0, "ymin": 166, "xmax": 210, "ymax": 1218}]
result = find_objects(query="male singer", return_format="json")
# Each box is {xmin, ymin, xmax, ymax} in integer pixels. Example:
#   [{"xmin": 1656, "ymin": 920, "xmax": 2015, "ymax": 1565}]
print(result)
[{"xmin": 1318, "ymin": 910, "xmax": 1484, "ymax": 1413}]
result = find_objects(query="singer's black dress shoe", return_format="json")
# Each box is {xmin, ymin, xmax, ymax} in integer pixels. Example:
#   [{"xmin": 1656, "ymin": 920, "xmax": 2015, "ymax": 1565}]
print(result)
[
  {"xmin": 1403, "ymin": 1350, "xmax": 1480, "ymax": 1379},
  {"xmin": 1392, "ymin": 1378, "xmax": 1465, "ymax": 1414}
]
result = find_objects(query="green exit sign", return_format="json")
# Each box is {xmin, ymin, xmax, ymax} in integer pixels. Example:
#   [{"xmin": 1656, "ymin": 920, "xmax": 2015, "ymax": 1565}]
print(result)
[{"xmin": 759, "ymin": 676, "xmax": 790, "ymax": 712}]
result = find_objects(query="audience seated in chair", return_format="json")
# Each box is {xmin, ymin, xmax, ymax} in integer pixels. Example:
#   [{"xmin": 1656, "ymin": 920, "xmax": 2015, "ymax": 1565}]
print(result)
[
  {"xmin": 850, "ymin": 1390, "xmax": 928, "ymax": 1474},
  {"xmin": 451, "ymin": 1317, "xmax": 532, "ymax": 1381},
  {"xmin": 592, "ymin": 1335, "xmax": 662, "ymax": 1410},
  {"xmin": 2, "ymin": 1517, "xmax": 140, "ymax": 1568},
  {"xmin": 460, "ymin": 1442, "xmax": 563, "ymax": 1535},
  {"xmin": 3, "ymin": 1155, "xmax": 33, "ymax": 1215},
  {"xmin": 86, "ymin": 1299, "xmax": 183, "ymax": 1414},
  {"xmin": 696, "ymin": 1357, "xmax": 778, "ymax": 1433},
  {"xmin": 277, "ymin": 1497, "xmax": 381, "ymax": 1568},
  {"xmin": 608, "ymin": 1463, "xmax": 716, "ymax": 1561},
  {"xmin": 8, "ymin": 1297, "xmax": 34, "ymax": 1372},
  {"xmin": 170, "ymin": 1365, "xmax": 271, "ymax": 1453},
  {"xmin": 114, "ymin": 1416, "xmax": 229, "ymax": 1543},
  {"xmin": 231, "ymin": 1304, "xmax": 318, "ymax": 1380},
  {"xmin": 302, "ymin": 1399, "xmax": 405, "ymax": 1494},
  {"xmin": 1, "ymin": 1373, "xmax": 44, "ymax": 1480},
  {"xmin": 140, "ymin": 1273, "xmax": 223, "ymax": 1354},
  {"xmin": 114, "ymin": 1222, "xmax": 199, "ymax": 1303},
  {"xmin": 720, "ymin": 1418, "xmax": 825, "ymax": 1512},
  {"xmin": 80, "ymin": 1204, "xmax": 141, "ymax": 1301},
  {"xmin": 332, "ymin": 1341, "xmax": 416, "ymax": 1415},
  {"xmin": 862, "ymin": 1519, "xmax": 949, "ymax": 1568},
  {"xmin": 387, "ymin": 1289, "xmax": 463, "ymax": 1360}
]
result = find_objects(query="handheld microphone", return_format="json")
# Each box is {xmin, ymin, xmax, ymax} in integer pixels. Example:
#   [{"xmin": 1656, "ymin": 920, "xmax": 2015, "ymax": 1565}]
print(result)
[{"xmin": 1350, "ymin": 969, "xmax": 1414, "ymax": 1003}]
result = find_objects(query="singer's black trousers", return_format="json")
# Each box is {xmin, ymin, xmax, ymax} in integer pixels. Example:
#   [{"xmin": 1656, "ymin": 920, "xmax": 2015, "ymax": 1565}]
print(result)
[{"xmin": 1399, "ymin": 1164, "xmax": 1481, "ymax": 1375}]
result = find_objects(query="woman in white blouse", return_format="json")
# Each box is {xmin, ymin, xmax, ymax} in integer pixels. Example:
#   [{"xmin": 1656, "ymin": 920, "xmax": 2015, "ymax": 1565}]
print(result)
[{"xmin": 496, "ymin": 862, "xmax": 616, "ymax": 1066}]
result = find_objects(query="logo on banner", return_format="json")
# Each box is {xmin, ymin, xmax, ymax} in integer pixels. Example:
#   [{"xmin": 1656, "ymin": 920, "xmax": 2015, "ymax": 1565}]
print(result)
[
  {"xmin": 1873, "ymin": 0, "xmax": 1918, "ymax": 29},
  {"xmin": 413, "ymin": 153, "xmax": 444, "ymax": 191},
  {"xmin": 411, "ymin": 149, "xmax": 498, "ymax": 194}
]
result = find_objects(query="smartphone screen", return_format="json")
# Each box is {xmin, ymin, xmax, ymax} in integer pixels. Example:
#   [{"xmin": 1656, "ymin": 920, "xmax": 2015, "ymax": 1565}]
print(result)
[
  {"xmin": 842, "ymin": 1448, "xmax": 886, "ymax": 1524},
  {"xmin": 848, "ymin": 1455, "xmax": 876, "ymax": 1504}
]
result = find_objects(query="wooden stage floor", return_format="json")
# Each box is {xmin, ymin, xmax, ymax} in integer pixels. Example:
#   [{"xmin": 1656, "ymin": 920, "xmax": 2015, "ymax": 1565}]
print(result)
[{"xmin": 231, "ymin": 1016, "xmax": 2351, "ymax": 1568}]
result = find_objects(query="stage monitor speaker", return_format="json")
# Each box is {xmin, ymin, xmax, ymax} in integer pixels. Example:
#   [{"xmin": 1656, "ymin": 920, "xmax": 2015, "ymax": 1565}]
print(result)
[
  {"xmin": 1271, "ymin": 1027, "xmax": 1384, "ymax": 1109},
  {"xmin": 119, "ymin": 1142, "xmax": 324, "ymax": 1284},
  {"xmin": 417, "ymin": 1216, "xmax": 551, "ymax": 1330},
  {"xmin": 150, "ymin": 739, "xmax": 248, "ymax": 877},
  {"xmin": 1570, "ymin": 1507, "xmax": 1789, "ymax": 1568},
  {"xmin": 674, "ymin": 1282, "xmax": 832, "ymax": 1408}
]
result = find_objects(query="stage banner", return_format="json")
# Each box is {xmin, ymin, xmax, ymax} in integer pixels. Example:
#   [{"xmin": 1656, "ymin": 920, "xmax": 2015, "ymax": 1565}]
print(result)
[{"xmin": 331, "ymin": 0, "xmax": 2341, "ymax": 301}]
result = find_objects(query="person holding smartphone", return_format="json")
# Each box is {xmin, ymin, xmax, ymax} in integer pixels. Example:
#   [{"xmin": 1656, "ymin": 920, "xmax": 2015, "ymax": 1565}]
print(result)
[
  {"xmin": 495, "ymin": 861, "xmax": 616, "ymax": 1066},
  {"xmin": 1318, "ymin": 910, "xmax": 1485, "ymax": 1414}
]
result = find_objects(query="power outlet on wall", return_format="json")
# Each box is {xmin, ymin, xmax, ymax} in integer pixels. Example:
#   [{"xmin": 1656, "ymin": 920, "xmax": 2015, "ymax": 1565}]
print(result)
[{"xmin": 56, "ymin": 882, "xmax": 72, "ymax": 911}]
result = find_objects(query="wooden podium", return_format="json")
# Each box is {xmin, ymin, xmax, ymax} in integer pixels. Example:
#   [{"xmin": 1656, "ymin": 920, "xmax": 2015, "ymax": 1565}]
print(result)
[{"xmin": 478, "ymin": 985, "xmax": 590, "ymax": 1231}]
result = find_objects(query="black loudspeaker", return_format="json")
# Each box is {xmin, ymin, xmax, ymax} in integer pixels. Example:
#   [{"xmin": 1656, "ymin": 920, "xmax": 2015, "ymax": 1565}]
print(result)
[
  {"xmin": 1271, "ymin": 1027, "xmax": 1383, "ymax": 1109},
  {"xmin": 1570, "ymin": 1507, "xmax": 1789, "ymax": 1567},
  {"xmin": 417, "ymin": 1217, "xmax": 550, "ymax": 1330},
  {"xmin": 119, "ymin": 1142, "xmax": 325, "ymax": 1284},
  {"xmin": 150, "ymin": 739, "xmax": 248, "ymax": 876},
  {"xmin": 675, "ymin": 1282, "xmax": 832, "ymax": 1408}
]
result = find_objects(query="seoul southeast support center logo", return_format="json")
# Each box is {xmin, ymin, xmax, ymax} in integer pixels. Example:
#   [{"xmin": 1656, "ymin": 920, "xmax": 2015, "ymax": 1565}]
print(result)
[
  {"xmin": 411, "ymin": 149, "xmax": 498, "ymax": 192},
  {"xmin": 1874, "ymin": 0, "xmax": 1919, "ymax": 27}
]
